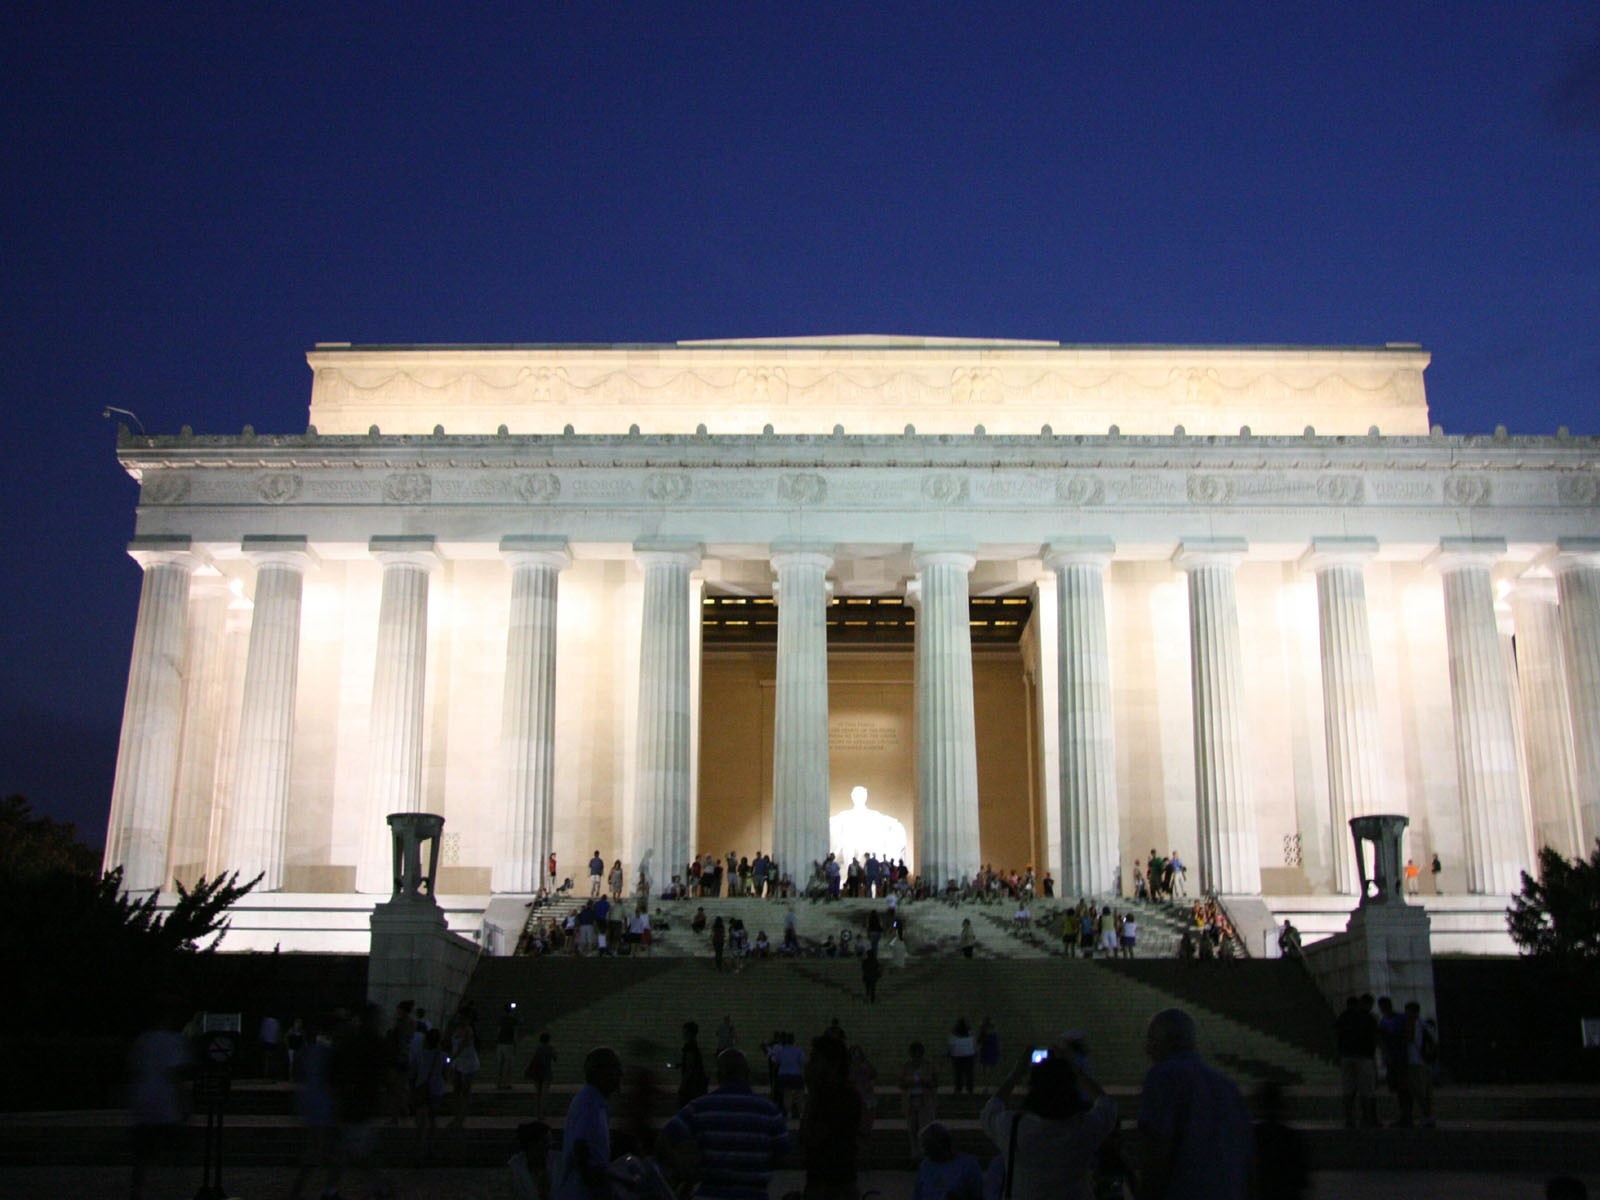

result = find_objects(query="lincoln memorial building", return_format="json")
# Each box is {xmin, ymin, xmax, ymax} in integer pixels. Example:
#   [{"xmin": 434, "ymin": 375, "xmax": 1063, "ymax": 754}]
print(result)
[{"xmin": 102, "ymin": 337, "xmax": 1600, "ymax": 951}]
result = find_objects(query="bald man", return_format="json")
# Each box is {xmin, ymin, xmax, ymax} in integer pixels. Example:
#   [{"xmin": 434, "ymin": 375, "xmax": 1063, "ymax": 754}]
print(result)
[
  {"xmin": 661, "ymin": 1049, "xmax": 790, "ymax": 1200},
  {"xmin": 1135, "ymin": 1009, "xmax": 1252, "ymax": 1200}
]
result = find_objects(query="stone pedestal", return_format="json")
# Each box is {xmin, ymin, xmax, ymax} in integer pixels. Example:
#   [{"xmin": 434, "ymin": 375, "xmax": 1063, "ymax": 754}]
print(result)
[
  {"xmin": 1302, "ymin": 813, "xmax": 1436, "ymax": 1017},
  {"xmin": 367, "ymin": 810, "xmax": 475, "ymax": 1019},
  {"xmin": 368, "ymin": 900, "xmax": 478, "ymax": 1026}
]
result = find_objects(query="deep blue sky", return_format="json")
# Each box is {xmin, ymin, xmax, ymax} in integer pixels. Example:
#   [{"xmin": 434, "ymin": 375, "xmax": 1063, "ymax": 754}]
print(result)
[{"xmin": 4, "ymin": 4, "xmax": 1597, "ymax": 843}]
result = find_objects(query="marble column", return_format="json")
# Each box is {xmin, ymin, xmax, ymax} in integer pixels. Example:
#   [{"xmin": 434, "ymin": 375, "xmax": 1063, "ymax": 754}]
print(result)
[
  {"xmin": 1552, "ymin": 540, "xmax": 1600, "ymax": 850},
  {"xmin": 493, "ymin": 538, "xmax": 570, "ymax": 894},
  {"xmin": 632, "ymin": 543, "xmax": 701, "ymax": 895},
  {"xmin": 1305, "ymin": 538, "xmax": 1386, "ymax": 895},
  {"xmin": 1434, "ymin": 539, "xmax": 1528, "ymax": 895},
  {"xmin": 770, "ymin": 546, "xmax": 834, "ymax": 887},
  {"xmin": 105, "ymin": 538, "xmax": 201, "ymax": 893},
  {"xmin": 1175, "ymin": 540, "xmax": 1260, "ymax": 895},
  {"xmin": 913, "ymin": 548, "xmax": 980, "ymax": 888},
  {"xmin": 1045, "ymin": 541, "xmax": 1119, "ymax": 896},
  {"xmin": 168, "ymin": 569, "xmax": 231, "ymax": 887},
  {"xmin": 357, "ymin": 537, "xmax": 441, "ymax": 894},
  {"xmin": 225, "ymin": 537, "xmax": 315, "ymax": 891}
]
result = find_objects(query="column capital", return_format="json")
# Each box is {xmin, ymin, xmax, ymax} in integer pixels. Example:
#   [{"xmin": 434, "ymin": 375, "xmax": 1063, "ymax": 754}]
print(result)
[
  {"xmin": 633, "ymin": 540, "xmax": 702, "ymax": 571},
  {"xmin": 770, "ymin": 542, "xmax": 835, "ymax": 573},
  {"xmin": 1043, "ymin": 539, "xmax": 1116, "ymax": 571},
  {"xmin": 242, "ymin": 535, "xmax": 319, "ymax": 572},
  {"xmin": 127, "ymin": 536, "xmax": 203, "ymax": 572},
  {"xmin": 500, "ymin": 535, "xmax": 571, "ymax": 571},
  {"xmin": 369, "ymin": 535, "xmax": 441, "ymax": 571},
  {"xmin": 1509, "ymin": 573, "xmax": 1559, "ymax": 606},
  {"xmin": 1174, "ymin": 538, "xmax": 1247, "ymax": 572},
  {"xmin": 1301, "ymin": 537, "xmax": 1379, "ymax": 573},
  {"xmin": 1549, "ymin": 538, "xmax": 1600, "ymax": 575},
  {"xmin": 912, "ymin": 546, "xmax": 977, "ymax": 573},
  {"xmin": 1429, "ymin": 537, "xmax": 1507, "ymax": 574}
]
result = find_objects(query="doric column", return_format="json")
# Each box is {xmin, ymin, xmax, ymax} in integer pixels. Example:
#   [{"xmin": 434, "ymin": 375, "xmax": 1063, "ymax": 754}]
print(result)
[
  {"xmin": 1175, "ymin": 540, "xmax": 1260, "ymax": 895},
  {"xmin": 1305, "ymin": 538, "xmax": 1385, "ymax": 894},
  {"xmin": 225, "ymin": 537, "xmax": 315, "ymax": 891},
  {"xmin": 105, "ymin": 537, "xmax": 201, "ymax": 893},
  {"xmin": 632, "ymin": 542, "xmax": 701, "ymax": 895},
  {"xmin": 168, "ymin": 569, "xmax": 231, "ymax": 888},
  {"xmin": 1044, "ymin": 540, "xmax": 1119, "ymax": 896},
  {"xmin": 493, "ymin": 537, "xmax": 570, "ymax": 894},
  {"xmin": 913, "ymin": 548, "xmax": 980, "ymax": 888},
  {"xmin": 1552, "ymin": 540, "xmax": 1600, "ymax": 850},
  {"xmin": 356, "ymin": 536, "xmax": 441, "ymax": 894},
  {"xmin": 1434, "ymin": 539, "xmax": 1528, "ymax": 895},
  {"xmin": 770, "ymin": 546, "xmax": 834, "ymax": 886}
]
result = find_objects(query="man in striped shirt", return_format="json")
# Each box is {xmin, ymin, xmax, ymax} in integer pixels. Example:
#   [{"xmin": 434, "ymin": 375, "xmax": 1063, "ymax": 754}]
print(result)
[{"xmin": 661, "ymin": 1049, "xmax": 790, "ymax": 1200}]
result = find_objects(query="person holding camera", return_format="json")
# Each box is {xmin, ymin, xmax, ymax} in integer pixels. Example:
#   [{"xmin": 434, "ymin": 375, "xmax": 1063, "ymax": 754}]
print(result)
[{"xmin": 980, "ymin": 1045, "xmax": 1116, "ymax": 1200}]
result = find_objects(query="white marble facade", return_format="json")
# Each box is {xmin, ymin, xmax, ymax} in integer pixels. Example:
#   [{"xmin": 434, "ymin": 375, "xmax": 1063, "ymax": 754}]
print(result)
[{"xmin": 105, "ymin": 338, "xmax": 1600, "ymax": 937}]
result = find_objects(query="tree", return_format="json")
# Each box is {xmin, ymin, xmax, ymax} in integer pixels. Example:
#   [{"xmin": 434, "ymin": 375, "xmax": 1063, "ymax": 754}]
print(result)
[
  {"xmin": 1506, "ymin": 842, "xmax": 1600, "ymax": 973},
  {"xmin": 0, "ymin": 795, "xmax": 260, "ymax": 1034}
]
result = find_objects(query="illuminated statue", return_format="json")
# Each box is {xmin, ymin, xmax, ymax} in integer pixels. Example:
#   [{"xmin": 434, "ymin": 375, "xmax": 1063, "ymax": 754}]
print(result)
[{"xmin": 829, "ymin": 786, "xmax": 909, "ymax": 867}]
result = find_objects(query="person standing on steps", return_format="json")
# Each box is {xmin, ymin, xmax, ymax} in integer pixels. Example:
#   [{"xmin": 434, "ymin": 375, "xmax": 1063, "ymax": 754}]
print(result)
[
  {"xmin": 861, "ymin": 949, "xmax": 883, "ymax": 1004},
  {"xmin": 555, "ymin": 1048, "xmax": 623, "ymax": 1200},
  {"xmin": 900, "ymin": 1041, "xmax": 939, "ymax": 1158},
  {"xmin": 948, "ymin": 1018, "xmax": 977, "ymax": 1095}
]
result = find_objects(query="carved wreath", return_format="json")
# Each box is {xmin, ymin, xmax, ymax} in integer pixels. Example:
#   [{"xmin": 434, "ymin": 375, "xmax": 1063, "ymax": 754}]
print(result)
[{"xmin": 383, "ymin": 473, "xmax": 433, "ymax": 504}]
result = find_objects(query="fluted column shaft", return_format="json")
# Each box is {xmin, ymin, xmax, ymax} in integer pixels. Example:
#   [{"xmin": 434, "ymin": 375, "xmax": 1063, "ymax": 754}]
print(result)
[
  {"xmin": 226, "ymin": 539, "xmax": 314, "ymax": 890},
  {"xmin": 1436, "ymin": 541, "xmax": 1527, "ymax": 894},
  {"xmin": 357, "ymin": 538, "xmax": 440, "ymax": 893},
  {"xmin": 106, "ymin": 541, "xmax": 200, "ymax": 893},
  {"xmin": 770, "ymin": 548, "xmax": 834, "ymax": 883},
  {"xmin": 633, "ymin": 544, "xmax": 701, "ymax": 894},
  {"xmin": 493, "ymin": 539, "xmax": 570, "ymax": 893},
  {"xmin": 914, "ymin": 550, "xmax": 980, "ymax": 887},
  {"xmin": 1307, "ymin": 540, "xmax": 1385, "ymax": 894},
  {"xmin": 169, "ymin": 572, "xmax": 231, "ymax": 886},
  {"xmin": 1046, "ymin": 542, "xmax": 1118, "ymax": 895},
  {"xmin": 1510, "ymin": 579, "xmax": 1582, "ymax": 857},
  {"xmin": 1176, "ymin": 542, "xmax": 1260, "ymax": 895},
  {"xmin": 1553, "ymin": 543, "xmax": 1600, "ymax": 849}
]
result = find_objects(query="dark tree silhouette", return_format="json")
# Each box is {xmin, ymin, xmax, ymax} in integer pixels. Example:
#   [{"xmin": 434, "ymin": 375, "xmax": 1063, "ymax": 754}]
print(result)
[{"xmin": 1506, "ymin": 842, "xmax": 1600, "ymax": 974}]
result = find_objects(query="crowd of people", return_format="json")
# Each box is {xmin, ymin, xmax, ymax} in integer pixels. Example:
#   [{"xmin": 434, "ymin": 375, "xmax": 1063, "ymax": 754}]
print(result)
[{"xmin": 255, "ymin": 1003, "xmax": 1326, "ymax": 1200}]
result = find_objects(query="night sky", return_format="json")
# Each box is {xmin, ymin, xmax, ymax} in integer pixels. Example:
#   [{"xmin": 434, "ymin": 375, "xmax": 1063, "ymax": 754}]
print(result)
[{"xmin": 4, "ymin": 4, "xmax": 1597, "ymax": 844}]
